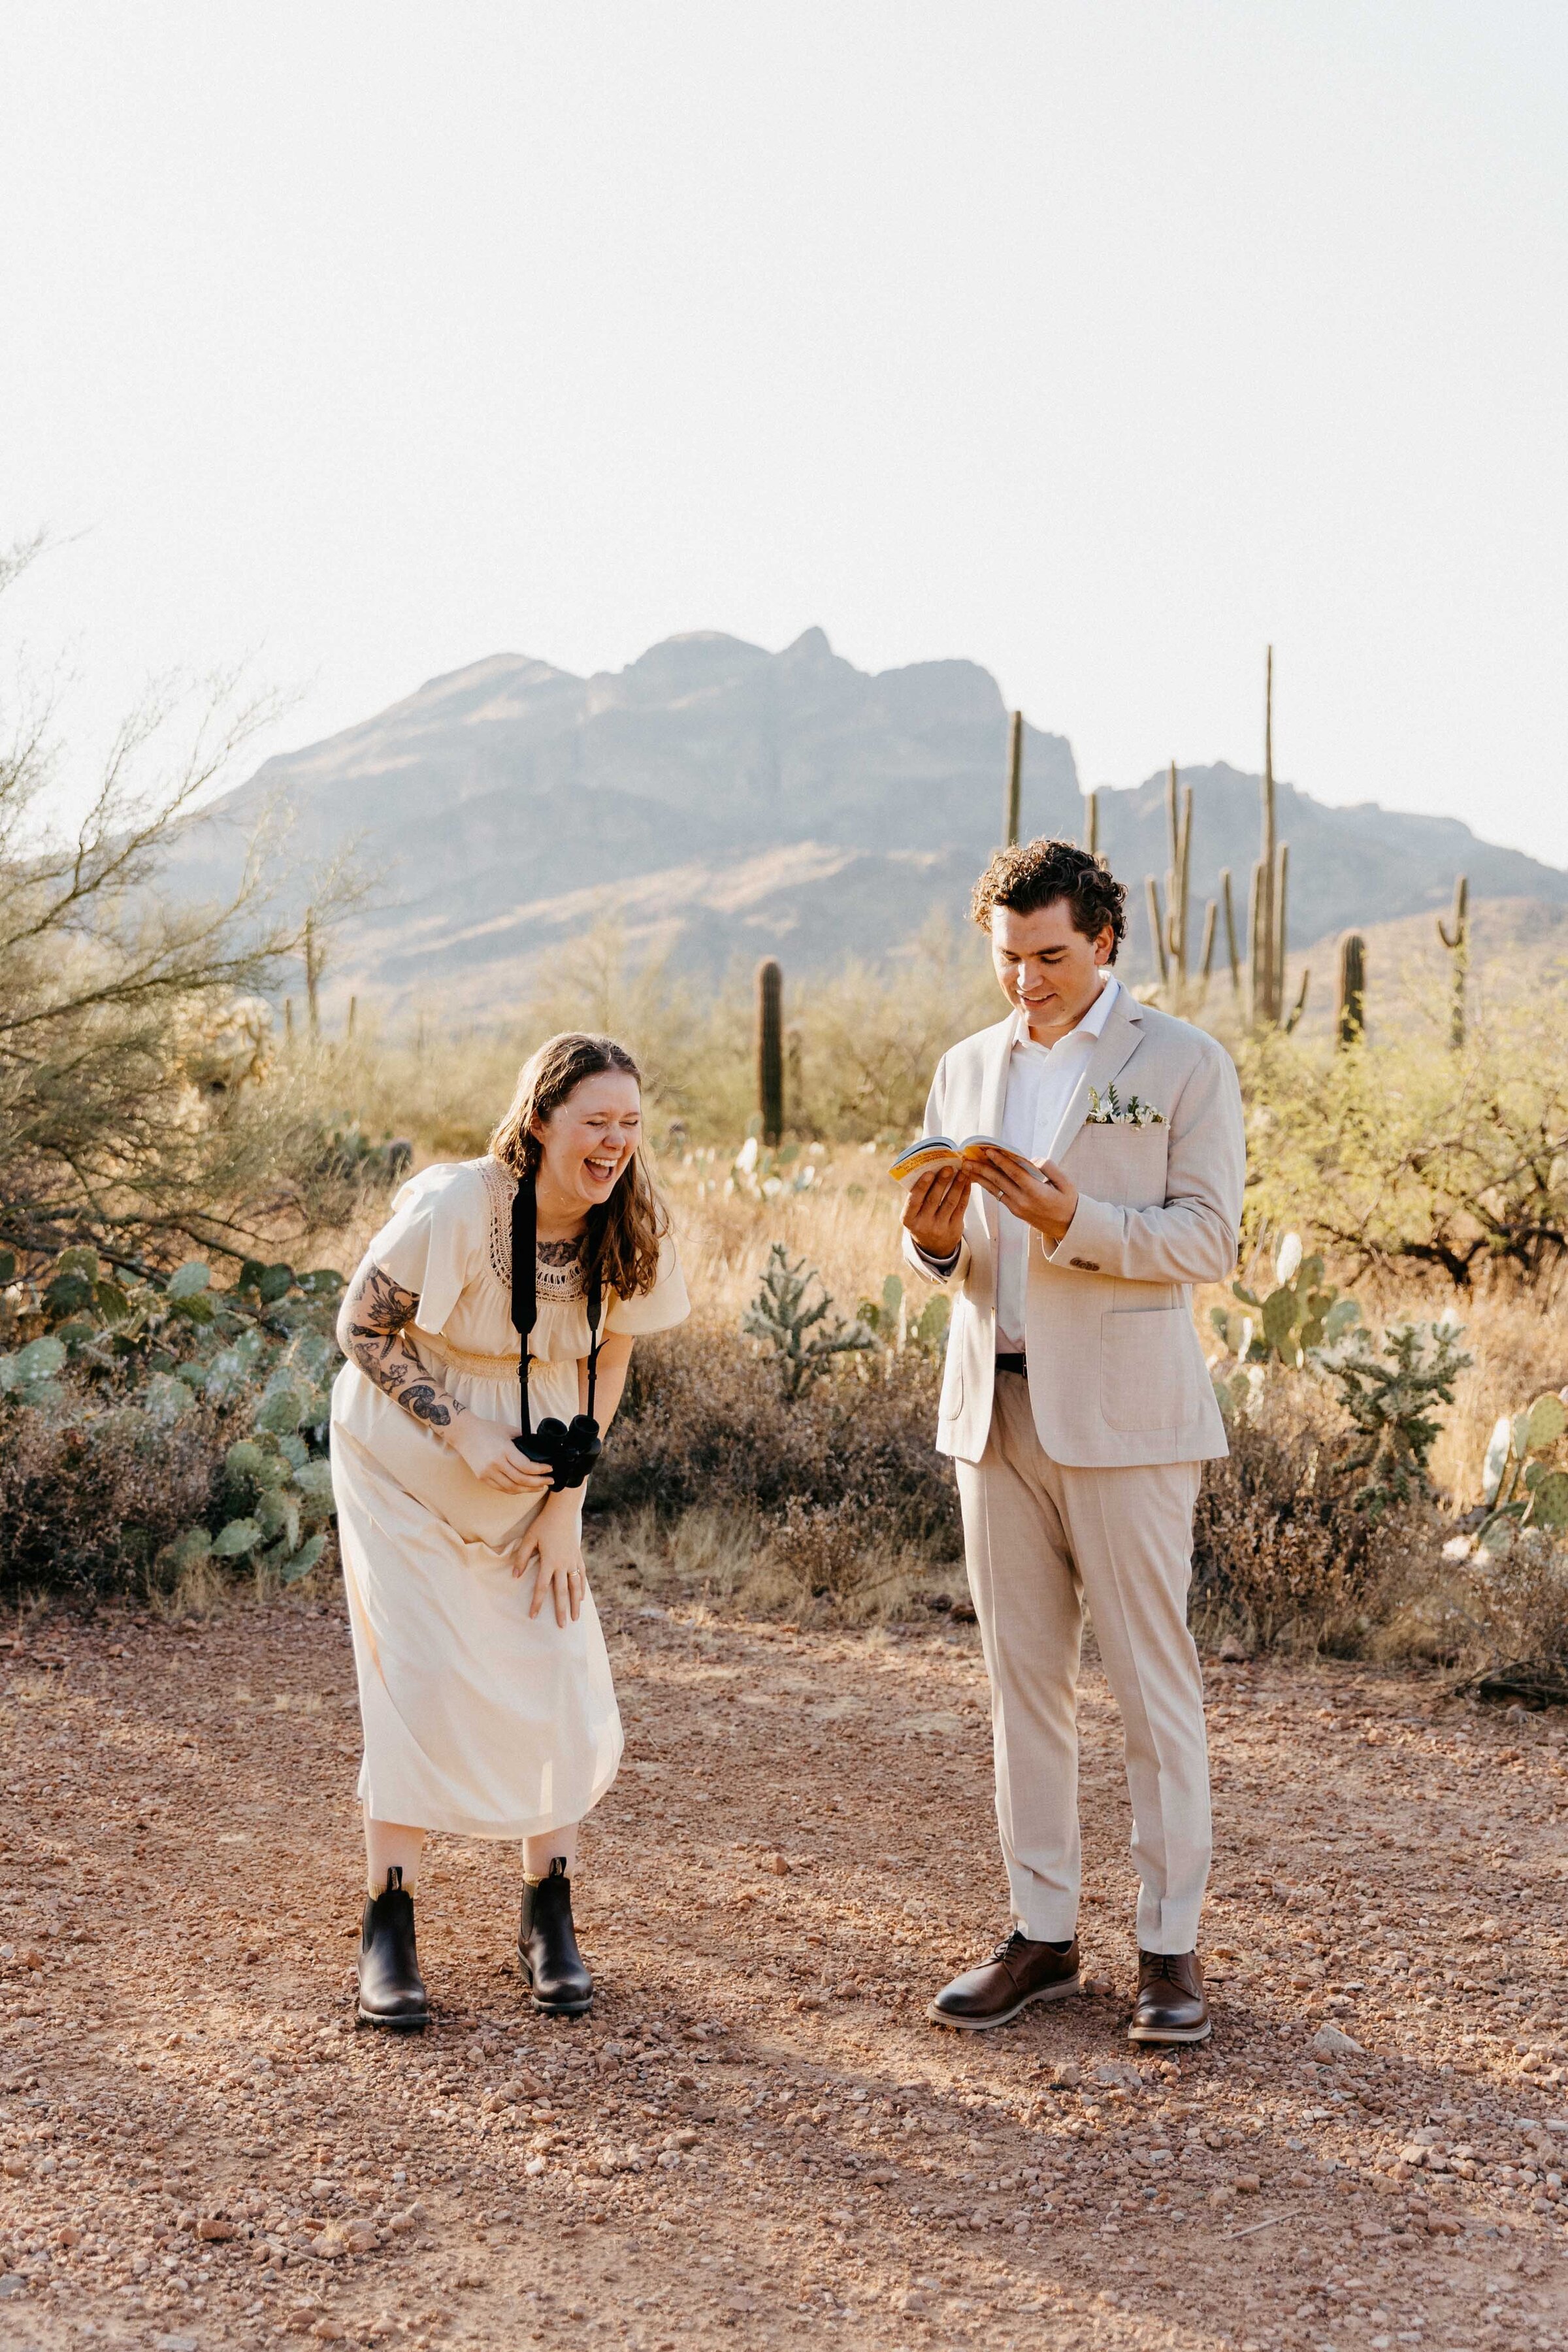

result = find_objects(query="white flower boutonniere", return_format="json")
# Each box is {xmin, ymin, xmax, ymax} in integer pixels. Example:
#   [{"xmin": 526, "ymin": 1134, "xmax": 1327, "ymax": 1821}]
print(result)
[{"xmin": 1085, "ymin": 1084, "xmax": 1165, "ymax": 1128}]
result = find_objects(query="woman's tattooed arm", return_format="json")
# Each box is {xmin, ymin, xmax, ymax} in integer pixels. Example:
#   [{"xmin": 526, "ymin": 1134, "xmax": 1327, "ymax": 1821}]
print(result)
[{"xmin": 335, "ymin": 1262, "xmax": 468, "ymax": 1431}]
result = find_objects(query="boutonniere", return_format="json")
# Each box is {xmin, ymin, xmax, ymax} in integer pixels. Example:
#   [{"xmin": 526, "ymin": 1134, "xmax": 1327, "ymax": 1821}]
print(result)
[{"xmin": 1085, "ymin": 1084, "xmax": 1165, "ymax": 1127}]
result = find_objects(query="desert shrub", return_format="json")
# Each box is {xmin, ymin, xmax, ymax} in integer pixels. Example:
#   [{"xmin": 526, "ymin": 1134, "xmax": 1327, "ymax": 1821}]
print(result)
[
  {"xmin": 0, "ymin": 1392, "xmax": 226, "ymax": 1605},
  {"xmin": 0, "ymin": 536, "xmax": 376, "ymax": 1264},
  {"xmin": 287, "ymin": 915, "xmax": 999, "ymax": 1154},
  {"xmin": 1193, "ymin": 1380, "xmax": 1437, "ymax": 1654},
  {"xmin": 1456, "ymin": 1535, "xmax": 1568, "ymax": 1700},
  {"xmin": 593, "ymin": 1320, "xmax": 960, "ymax": 1560},
  {"xmin": 1240, "ymin": 1008, "xmax": 1568, "ymax": 1291}
]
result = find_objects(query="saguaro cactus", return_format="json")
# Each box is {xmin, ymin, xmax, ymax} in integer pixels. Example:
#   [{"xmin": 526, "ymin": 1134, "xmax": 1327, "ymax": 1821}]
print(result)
[
  {"xmin": 1437, "ymin": 875, "xmax": 1469, "ymax": 1049},
  {"xmin": 1084, "ymin": 788, "xmax": 1099, "ymax": 858},
  {"xmin": 1003, "ymin": 711, "xmax": 1023, "ymax": 849},
  {"xmin": 756, "ymin": 957, "xmax": 784, "ymax": 1145},
  {"xmin": 303, "ymin": 907, "xmax": 325, "ymax": 1036},
  {"xmin": 1335, "ymin": 932, "xmax": 1366, "ymax": 1047},
  {"xmin": 1145, "ymin": 876, "xmax": 1168, "ymax": 993},
  {"xmin": 1220, "ymin": 868, "xmax": 1241, "ymax": 998},
  {"xmin": 1144, "ymin": 761, "xmax": 1218, "ymax": 1009},
  {"xmin": 1247, "ymin": 648, "xmax": 1308, "ymax": 1031}
]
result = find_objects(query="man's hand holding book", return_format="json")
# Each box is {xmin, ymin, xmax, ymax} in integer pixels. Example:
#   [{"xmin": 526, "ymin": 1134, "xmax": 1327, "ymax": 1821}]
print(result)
[{"xmin": 894, "ymin": 1135, "xmax": 1079, "ymax": 1257}]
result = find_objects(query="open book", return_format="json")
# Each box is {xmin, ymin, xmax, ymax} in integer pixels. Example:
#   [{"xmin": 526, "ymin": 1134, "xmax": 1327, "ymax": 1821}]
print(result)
[{"xmin": 889, "ymin": 1134, "xmax": 1037, "ymax": 1185}]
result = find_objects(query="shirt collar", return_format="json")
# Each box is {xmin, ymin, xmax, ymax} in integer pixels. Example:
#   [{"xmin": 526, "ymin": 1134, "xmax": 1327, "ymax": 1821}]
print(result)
[{"xmin": 1009, "ymin": 971, "xmax": 1120, "ymax": 1054}]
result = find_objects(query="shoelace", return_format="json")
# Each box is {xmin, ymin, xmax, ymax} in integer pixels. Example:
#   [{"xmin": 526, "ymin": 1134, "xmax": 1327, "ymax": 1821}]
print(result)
[
  {"xmin": 1140, "ymin": 1952, "xmax": 1188, "ymax": 1985},
  {"xmin": 989, "ymin": 1930, "xmax": 1031, "ymax": 1964}
]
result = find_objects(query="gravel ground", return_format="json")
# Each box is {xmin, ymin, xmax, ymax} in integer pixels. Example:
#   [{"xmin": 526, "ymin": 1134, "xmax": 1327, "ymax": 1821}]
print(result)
[{"xmin": 3, "ymin": 1592, "xmax": 1568, "ymax": 2352}]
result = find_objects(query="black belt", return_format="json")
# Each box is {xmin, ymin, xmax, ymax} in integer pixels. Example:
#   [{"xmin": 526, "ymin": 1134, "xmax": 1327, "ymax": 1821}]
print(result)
[{"xmin": 995, "ymin": 1352, "xmax": 1028, "ymax": 1378}]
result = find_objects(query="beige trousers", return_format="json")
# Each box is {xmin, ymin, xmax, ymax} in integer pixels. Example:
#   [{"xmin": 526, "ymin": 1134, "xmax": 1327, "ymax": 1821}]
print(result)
[{"xmin": 955, "ymin": 1372, "xmax": 1211, "ymax": 1954}]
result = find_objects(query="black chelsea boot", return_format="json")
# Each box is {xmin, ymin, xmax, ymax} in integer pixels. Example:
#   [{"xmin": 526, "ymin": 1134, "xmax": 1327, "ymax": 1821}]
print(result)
[
  {"xmin": 518, "ymin": 1856, "xmax": 593, "ymax": 2016},
  {"xmin": 357, "ymin": 1865, "xmax": 430, "ymax": 2029}
]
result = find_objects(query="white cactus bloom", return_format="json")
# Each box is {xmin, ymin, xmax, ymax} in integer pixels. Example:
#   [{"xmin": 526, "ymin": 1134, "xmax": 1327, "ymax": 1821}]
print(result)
[{"xmin": 1275, "ymin": 1232, "xmax": 1303, "ymax": 1286}]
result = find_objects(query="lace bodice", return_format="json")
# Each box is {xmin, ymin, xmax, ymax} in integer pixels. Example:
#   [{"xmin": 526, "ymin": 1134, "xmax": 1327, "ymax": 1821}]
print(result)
[{"xmin": 474, "ymin": 1156, "xmax": 588, "ymax": 1300}]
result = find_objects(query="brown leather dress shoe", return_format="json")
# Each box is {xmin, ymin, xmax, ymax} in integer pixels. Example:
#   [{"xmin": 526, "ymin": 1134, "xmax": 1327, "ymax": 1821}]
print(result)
[
  {"xmin": 1128, "ymin": 1950, "xmax": 1210, "ymax": 2044},
  {"xmin": 928, "ymin": 1931, "xmax": 1080, "ymax": 2031}
]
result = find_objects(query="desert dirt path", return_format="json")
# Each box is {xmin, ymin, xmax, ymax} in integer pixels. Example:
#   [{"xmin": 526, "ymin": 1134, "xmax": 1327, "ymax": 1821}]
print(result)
[{"xmin": 3, "ymin": 1592, "xmax": 1568, "ymax": 2352}]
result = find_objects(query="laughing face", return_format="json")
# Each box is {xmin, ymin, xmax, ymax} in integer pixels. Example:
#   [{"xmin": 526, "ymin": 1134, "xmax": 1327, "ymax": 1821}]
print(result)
[{"xmin": 533, "ymin": 1070, "xmax": 643, "ymax": 1217}]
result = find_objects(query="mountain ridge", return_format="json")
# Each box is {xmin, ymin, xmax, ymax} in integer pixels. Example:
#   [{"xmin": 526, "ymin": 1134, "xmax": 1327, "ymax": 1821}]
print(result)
[{"xmin": 163, "ymin": 627, "xmax": 1567, "ymax": 1017}]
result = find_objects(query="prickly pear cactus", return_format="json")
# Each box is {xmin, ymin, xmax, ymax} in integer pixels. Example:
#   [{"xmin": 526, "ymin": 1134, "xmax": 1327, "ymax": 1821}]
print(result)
[{"xmin": 0, "ymin": 1242, "xmax": 346, "ymax": 1592}]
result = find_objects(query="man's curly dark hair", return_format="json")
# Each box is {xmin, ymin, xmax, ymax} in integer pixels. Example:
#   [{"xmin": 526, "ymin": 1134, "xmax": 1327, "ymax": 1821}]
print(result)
[{"xmin": 969, "ymin": 838, "xmax": 1127, "ymax": 963}]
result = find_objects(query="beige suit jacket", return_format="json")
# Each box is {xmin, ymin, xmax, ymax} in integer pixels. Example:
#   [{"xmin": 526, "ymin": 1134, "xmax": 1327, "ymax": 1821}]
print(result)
[{"xmin": 902, "ymin": 990, "xmax": 1245, "ymax": 1468}]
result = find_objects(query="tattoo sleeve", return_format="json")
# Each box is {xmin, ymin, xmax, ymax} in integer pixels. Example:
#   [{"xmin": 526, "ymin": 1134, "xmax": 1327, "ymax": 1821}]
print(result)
[{"xmin": 336, "ymin": 1262, "xmax": 468, "ymax": 1431}]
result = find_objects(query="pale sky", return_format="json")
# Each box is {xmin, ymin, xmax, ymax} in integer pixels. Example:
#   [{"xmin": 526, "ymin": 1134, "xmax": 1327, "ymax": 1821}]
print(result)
[{"xmin": 3, "ymin": 3, "xmax": 1565, "ymax": 859}]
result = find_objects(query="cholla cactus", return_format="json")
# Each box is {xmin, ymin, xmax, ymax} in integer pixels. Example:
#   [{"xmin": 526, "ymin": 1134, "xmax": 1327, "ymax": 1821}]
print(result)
[
  {"xmin": 743, "ymin": 1243, "xmax": 874, "ymax": 1400},
  {"xmin": 727, "ymin": 1137, "xmax": 819, "ymax": 1202},
  {"xmin": 1323, "ymin": 1316, "xmax": 1471, "ymax": 1519}
]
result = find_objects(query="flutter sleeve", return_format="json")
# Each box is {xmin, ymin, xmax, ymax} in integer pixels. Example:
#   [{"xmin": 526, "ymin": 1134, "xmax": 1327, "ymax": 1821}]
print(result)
[
  {"xmin": 605, "ymin": 1233, "xmax": 691, "ymax": 1335},
  {"xmin": 364, "ymin": 1161, "xmax": 487, "ymax": 1337}
]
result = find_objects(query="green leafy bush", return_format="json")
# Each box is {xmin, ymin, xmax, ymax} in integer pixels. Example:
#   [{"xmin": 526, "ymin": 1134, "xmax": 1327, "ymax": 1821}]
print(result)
[{"xmin": 1237, "ymin": 1017, "xmax": 1568, "ymax": 1290}]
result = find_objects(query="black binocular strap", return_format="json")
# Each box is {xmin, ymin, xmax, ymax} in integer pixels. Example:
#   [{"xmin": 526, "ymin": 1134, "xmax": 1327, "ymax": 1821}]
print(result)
[{"xmin": 510, "ymin": 1171, "xmax": 605, "ymax": 1440}]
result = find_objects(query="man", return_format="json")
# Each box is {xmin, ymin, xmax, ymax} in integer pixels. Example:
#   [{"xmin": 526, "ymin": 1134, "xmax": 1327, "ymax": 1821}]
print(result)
[{"xmin": 903, "ymin": 838, "xmax": 1244, "ymax": 2044}]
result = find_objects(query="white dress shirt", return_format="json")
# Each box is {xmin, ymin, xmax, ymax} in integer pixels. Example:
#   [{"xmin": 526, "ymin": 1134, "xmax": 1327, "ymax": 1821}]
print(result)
[{"xmin": 992, "ymin": 973, "xmax": 1119, "ymax": 1349}]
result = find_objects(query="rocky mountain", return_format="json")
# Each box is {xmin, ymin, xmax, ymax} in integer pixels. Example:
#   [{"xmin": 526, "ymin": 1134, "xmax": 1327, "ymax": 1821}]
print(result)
[{"xmin": 164, "ymin": 627, "xmax": 1568, "ymax": 1017}]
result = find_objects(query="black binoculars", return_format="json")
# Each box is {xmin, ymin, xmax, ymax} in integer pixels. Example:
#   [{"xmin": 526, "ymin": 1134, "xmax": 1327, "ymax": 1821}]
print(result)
[{"xmin": 515, "ymin": 1413, "xmax": 602, "ymax": 1492}]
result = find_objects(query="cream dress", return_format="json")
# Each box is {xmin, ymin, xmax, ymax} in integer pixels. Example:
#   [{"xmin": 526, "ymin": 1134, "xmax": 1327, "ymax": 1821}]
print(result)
[{"xmin": 329, "ymin": 1155, "xmax": 689, "ymax": 1839}]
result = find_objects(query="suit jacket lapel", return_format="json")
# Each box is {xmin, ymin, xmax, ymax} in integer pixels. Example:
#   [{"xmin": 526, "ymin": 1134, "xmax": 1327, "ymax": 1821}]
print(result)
[
  {"xmin": 970, "ymin": 1016, "xmax": 1013, "ymax": 1247},
  {"xmin": 1053, "ymin": 992, "xmax": 1146, "ymax": 1163}
]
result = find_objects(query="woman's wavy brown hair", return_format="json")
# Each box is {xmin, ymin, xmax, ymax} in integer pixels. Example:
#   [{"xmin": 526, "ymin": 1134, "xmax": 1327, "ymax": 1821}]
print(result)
[{"xmin": 488, "ymin": 1033, "xmax": 667, "ymax": 1299}]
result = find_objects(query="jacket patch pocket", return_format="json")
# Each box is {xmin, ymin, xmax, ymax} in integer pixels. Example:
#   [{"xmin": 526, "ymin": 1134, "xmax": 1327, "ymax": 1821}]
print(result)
[
  {"xmin": 1100, "ymin": 1307, "xmax": 1200, "ymax": 1433},
  {"xmin": 1066, "ymin": 1123, "xmax": 1169, "ymax": 1211}
]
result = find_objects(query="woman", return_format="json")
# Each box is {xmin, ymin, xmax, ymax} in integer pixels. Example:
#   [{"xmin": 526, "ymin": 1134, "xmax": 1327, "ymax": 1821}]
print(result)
[{"xmin": 329, "ymin": 1032, "xmax": 689, "ymax": 2027}]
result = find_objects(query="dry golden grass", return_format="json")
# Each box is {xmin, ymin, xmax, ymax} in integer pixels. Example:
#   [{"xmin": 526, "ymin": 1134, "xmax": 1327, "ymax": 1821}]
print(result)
[
  {"xmin": 584, "ymin": 1499, "xmax": 951, "ymax": 1628},
  {"xmin": 655, "ymin": 1146, "xmax": 908, "ymax": 1321}
]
